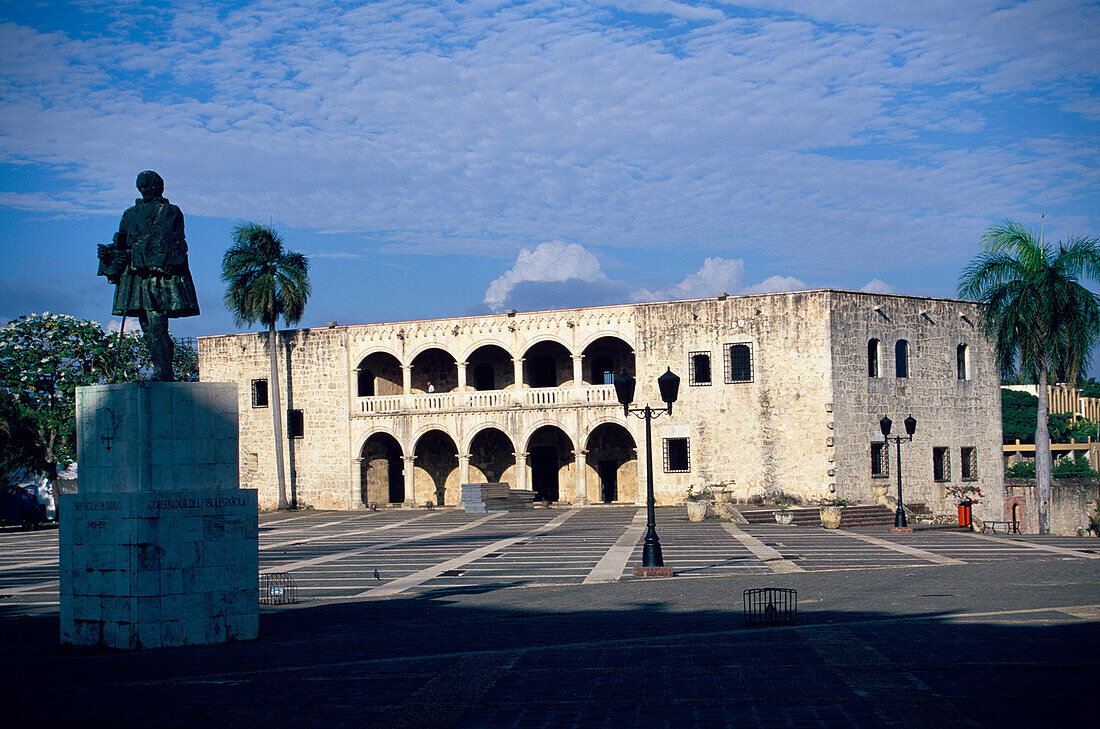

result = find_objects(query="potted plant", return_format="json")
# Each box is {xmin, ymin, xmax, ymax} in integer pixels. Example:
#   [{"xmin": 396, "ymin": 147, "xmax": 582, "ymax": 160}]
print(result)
[
  {"xmin": 773, "ymin": 494, "xmax": 795, "ymax": 525},
  {"xmin": 945, "ymin": 484, "xmax": 983, "ymax": 527},
  {"xmin": 774, "ymin": 504, "xmax": 793, "ymax": 525},
  {"xmin": 685, "ymin": 486, "xmax": 709, "ymax": 522},
  {"xmin": 818, "ymin": 497, "xmax": 849, "ymax": 529}
]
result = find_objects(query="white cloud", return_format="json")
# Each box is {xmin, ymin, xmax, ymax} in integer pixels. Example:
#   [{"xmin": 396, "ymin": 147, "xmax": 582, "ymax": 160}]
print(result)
[
  {"xmin": 860, "ymin": 279, "xmax": 896, "ymax": 294},
  {"xmin": 634, "ymin": 257, "xmax": 806, "ymax": 301},
  {"xmin": 741, "ymin": 275, "xmax": 808, "ymax": 295},
  {"xmin": 484, "ymin": 241, "xmax": 613, "ymax": 311}
]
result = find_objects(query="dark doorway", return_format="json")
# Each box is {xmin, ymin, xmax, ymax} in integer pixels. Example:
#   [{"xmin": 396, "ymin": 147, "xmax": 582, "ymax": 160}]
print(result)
[
  {"xmin": 598, "ymin": 460, "xmax": 618, "ymax": 503},
  {"xmin": 357, "ymin": 368, "xmax": 374, "ymax": 397},
  {"xmin": 360, "ymin": 433, "xmax": 403, "ymax": 506},
  {"xmin": 388, "ymin": 458, "xmax": 404, "ymax": 503},
  {"xmin": 530, "ymin": 446, "xmax": 559, "ymax": 501}
]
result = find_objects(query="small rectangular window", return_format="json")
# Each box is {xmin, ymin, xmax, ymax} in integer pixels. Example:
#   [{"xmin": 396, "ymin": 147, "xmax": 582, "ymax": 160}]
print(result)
[
  {"xmin": 663, "ymin": 437, "xmax": 690, "ymax": 473},
  {"xmin": 933, "ymin": 447, "xmax": 950, "ymax": 482},
  {"xmin": 287, "ymin": 409, "xmax": 304, "ymax": 439},
  {"xmin": 251, "ymin": 379, "xmax": 268, "ymax": 408},
  {"xmin": 724, "ymin": 343, "xmax": 753, "ymax": 383},
  {"xmin": 689, "ymin": 352, "xmax": 711, "ymax": 386},
  {"xmin": 871, "ymin": 442, "xmax": 889, "ymax": 478},
  {"xmin": 961, "ymin": 446, "xmax": 977, "ymax": 481}
]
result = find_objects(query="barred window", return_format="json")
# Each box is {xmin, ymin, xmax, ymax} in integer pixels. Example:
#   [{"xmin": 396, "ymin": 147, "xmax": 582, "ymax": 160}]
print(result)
[
  {"xmin": 933, "ymin": 447, "xmax": 950, "ymax": 482},
  {"xmin": 663, "ymin": 437, "xmax": 690, "ymax": 473},
  {"xmin": 689, "ymin": 352, "xmax": 712, "ymax": 386},
  {"xmin": 725, "ymin": 343, "xmax": 753, "ymax": 383},
  {"xmin": 871, "ymin": 442, "xmax": 889, "ymax": 478},
  {"xmin": 287, "ymin": 409, "xmax": 304, "ymax": 439},
  {"xmin": 961, "ymin": 446, "xmax": 977, "ymax": 481},
  {"xmin": 251, "ymin": 379, "xmax": 268, "ymax": 408}
]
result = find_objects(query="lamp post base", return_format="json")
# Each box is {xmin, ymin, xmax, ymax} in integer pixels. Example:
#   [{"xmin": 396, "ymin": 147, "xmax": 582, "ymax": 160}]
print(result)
[{"xmin": 633, "ymin": 566, "xmax": 674, "ymax": 578}]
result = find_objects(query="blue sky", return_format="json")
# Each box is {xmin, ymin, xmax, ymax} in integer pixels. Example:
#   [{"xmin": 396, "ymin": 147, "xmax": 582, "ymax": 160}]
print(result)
[{"xmin": 0, "ymin": 0, "xmax": 1097, "ymax": 345}]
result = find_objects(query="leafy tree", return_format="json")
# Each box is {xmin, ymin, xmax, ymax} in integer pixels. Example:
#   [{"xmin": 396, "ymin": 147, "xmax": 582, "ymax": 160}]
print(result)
[
  {"xmin": 960, "ymin": 220, "xmax": 1100, "ymax": 533},
  {"xmin": 221, "ymin": 223, "xmax": 310, "ymax": 510},
  {"xmin": 0, "ymin": 392, "xmax": 49, "ymax": 484},
  {"xmin": 1080, "ymin": 377, "xmax": 1100, "ymax": 399},
  {"xmin": 0, "ymin": 313, "xmax": 198, "ymax": 482},
  {"xmin": 1048, "ymin": 413, "xmax": 1098, "ymax": 443},
  {"xmin": 1001, "ymin": 389, "xmax": 1038, "ymax": 444},
  {"xmin": 1052, "ymin": 453, "xmax": 1100, "ymax": 478}
]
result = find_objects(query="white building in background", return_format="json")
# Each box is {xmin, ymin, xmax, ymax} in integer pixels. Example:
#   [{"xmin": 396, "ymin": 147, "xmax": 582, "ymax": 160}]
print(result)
[{"xmin": 198, "ymin": 289, "xmax": 1005, "ymax": 520}]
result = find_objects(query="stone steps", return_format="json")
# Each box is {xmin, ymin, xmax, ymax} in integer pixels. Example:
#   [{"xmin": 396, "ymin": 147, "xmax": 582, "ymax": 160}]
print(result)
[{"xmin": 739, "ymin": 504, "xmax": 898, "ymax": 528}]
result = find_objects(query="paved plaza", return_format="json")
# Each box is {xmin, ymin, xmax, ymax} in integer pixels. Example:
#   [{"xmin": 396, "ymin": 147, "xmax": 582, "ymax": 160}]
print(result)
[{"xmin": 2, "ymin": 506, "xmax": 1098, "ymax": 728}]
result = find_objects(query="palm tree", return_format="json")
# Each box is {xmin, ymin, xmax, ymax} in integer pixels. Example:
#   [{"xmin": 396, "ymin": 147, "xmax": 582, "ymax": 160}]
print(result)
[
  {"xmin": 959, "ymin": 219, "xmax": 1100, "ymax": 534},
  {"xmin": 222, "ymin": 223, "xmax": 311, "ymax": 510}
]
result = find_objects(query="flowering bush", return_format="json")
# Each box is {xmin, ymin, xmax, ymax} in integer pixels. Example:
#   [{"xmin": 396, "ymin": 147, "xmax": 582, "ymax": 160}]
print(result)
[
  {"xmin": 944, "ymin": 483, "xmax": 983, "ymax": 504},
  {"xmin": 0, "ymin": 313, "xmax": 197, "ymax": 476}
]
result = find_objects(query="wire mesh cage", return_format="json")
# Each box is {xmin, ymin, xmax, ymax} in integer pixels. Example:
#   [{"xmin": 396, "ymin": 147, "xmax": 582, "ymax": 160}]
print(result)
[
  {"xmin": 259, "ymin": 572, "xmax": 299, "ymax": 605},
  {"xmin": 743, "ymin": 587, "xmax": 797, "ymax": 627}
]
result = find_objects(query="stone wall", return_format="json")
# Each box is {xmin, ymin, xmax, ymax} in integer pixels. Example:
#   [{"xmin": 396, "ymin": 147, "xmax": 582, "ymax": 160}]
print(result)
[
  {"xmin": 1004, "ymin": 478, "xmax": 1100, "ymax": 535},
  {"xmin": 829, "ymin": 292, "xmax": 1005, "ymax": 520}
]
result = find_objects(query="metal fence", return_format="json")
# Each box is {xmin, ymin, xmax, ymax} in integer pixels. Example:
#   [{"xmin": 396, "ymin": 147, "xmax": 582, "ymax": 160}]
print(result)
[
  {"xmin": 743, "ymin": 588, "xmax": 797, "ymax": 627},
  {"xmin": 259, "ymin": 572, "xmax": 299, "ymax": 605}
]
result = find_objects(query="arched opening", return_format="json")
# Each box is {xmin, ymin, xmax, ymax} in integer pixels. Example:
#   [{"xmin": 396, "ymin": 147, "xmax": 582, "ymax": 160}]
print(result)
[
  {"xmin": 410, "ymin": 348, "xmax": 458, "ymax": 393},
  {"xmin": 582, "ymin": 336, "xmax": 634, "ymax": 385},
  {"xmin": 360, "ymin": 433, "xmax": 404, "ymax": 505},
  {"xmin": 867, "ymin": 338, "xmax": 881, "ymax": 378},
  {"xmin": 356, "ymin": 352, "xmax": 402, "ymax": 397},
  {"xmin": 523, "ymin": 340, "xmax": 572, "ymax": 388},
  {"xmin": 526, "ymin": 425, "xmax": 574, "ymax": 502},
  {"xmin": 957, "ymin": 343, "xmax": 970, "ymax": 380},
  {"xmin": 895, "ymin": 340, "xmax": 910, "ymax": 379},
  {"xmin": 413, "ymin": 430, "xmax": 459, "ymax": 506},
  {"xmin": 466, "ymin": 344, "xmax": 514, "ymax": 391},
  {"xmin": 468, "ymin": 428, "xmax": 515, "ymax": 484},
  {"xmin": 586, "ymin": 423, "xmax": 637, "ymax": 503}
]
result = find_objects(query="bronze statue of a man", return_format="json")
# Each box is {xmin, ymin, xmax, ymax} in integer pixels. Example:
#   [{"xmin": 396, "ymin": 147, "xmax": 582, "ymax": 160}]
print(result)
[{"xmin": 98, "ymin": 171, "xmax": 199, "ymax": 381}]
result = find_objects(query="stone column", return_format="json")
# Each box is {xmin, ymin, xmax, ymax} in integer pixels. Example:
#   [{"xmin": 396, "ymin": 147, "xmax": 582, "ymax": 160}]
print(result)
[
  {"xmin": 403, "ymin": 455, "xmax": 417, "ymax": 507},
  {"xmin": 352, "ymin": 457, "xmax": 363, "ymax": 508},
  {"xmin": 572, "ymin": 355, "xmax": 584, "ymax": 402},
  {"xmin": 457, "ymin": 361, "xmax": 468, "ymax": 393},
  {"xmin": 514, "ymin": 452, "xmax": 528, "ymax": 491},
  {"xmin": 573, "ymin": 449, "xmax": 589, "ymax": 505},
  {"xmin": 458, "ymin": 453, "xmax": 470, "ymax": 486},
  {"xmin": 402, "ymin": 364, "xmax": 412, "ymax": 408},
  {"xmin": 635, "ymin": 446, "xmax": 647, "ymax": 505},
  {"xmin": 512, "ymin": 357, "xmax": 525, "ymax": 404}
]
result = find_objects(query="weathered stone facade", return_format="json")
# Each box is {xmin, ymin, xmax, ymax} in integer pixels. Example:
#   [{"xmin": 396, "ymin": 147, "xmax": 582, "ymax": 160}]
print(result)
[{"xmin": 198, "ymin": 290, "xmax": 1005, "ymax": 519}]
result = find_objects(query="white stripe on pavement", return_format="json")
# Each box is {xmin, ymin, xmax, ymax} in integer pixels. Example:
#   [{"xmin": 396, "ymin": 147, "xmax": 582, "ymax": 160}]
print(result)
[
  {"xmin": 357, "ymin": 509, "xmax": 582, "ymax": 597},
  {"xmin": 967, "ymin": 532, "xmax": 1100, "ymax": 559},
  {"xmin": 835, "ymin": 530, "xmax": 964, "ymax": 565},
  {"xmin": 261, "ymin": 512, "xmax": 440, "ymax": 550},
  {"xmin": 720, "ymin": 522, "xmax": 804, "ymax": 573},
  {"xmin": 262, "ymin": 513, "xmax": 503, "ymax": 574},
  {"xmin": 583, "ymin": 509, "xmax": 645, "ymax": 583}
]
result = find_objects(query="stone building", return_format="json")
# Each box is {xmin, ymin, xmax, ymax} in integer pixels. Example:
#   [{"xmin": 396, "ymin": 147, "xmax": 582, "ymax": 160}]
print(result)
[{"xmin": 197, "ymin": 290, "xmax": 1005, "ymax": 520}]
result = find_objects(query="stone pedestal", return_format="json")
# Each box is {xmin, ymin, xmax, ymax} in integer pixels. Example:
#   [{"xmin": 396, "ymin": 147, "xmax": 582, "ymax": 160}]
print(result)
[{"xmin": 60, "ymin": 382, "xmax": 258, "ymax": 649}]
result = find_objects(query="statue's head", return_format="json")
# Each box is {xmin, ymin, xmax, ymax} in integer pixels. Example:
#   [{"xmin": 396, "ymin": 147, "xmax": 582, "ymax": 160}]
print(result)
[{"xmin": 135, "ymin": 170, "xmax": 164, "ymax": 201}]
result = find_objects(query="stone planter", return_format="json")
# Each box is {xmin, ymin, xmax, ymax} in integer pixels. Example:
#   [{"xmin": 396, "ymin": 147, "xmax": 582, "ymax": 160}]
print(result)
[
  {"xmin": 819, "ymin": 505, "xmax": 843, "ymax": 529},
  {"xmin": 686, "ymin": 501, "xmax": 709, "ymax": 522},
  {"xmin": 713, "ymin": 489, "xmax": 736, "ymax": 505},
  {"xmin": 871, "ymin": 484, "xmax": 888, "ymax": 505},
  {"xmin": 774, "ymin": 511, "xmax": 793, "ymax": 525}
]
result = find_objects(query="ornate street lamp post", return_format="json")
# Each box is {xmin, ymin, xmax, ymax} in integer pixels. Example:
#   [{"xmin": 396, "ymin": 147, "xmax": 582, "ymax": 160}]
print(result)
[
  {"xmin": 615, "ymin": 367, "xmax": 680, "ymax": 572},
  {"xmin": 880, "ymin": 414, "xmax": 917, "ymax": 530}
]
